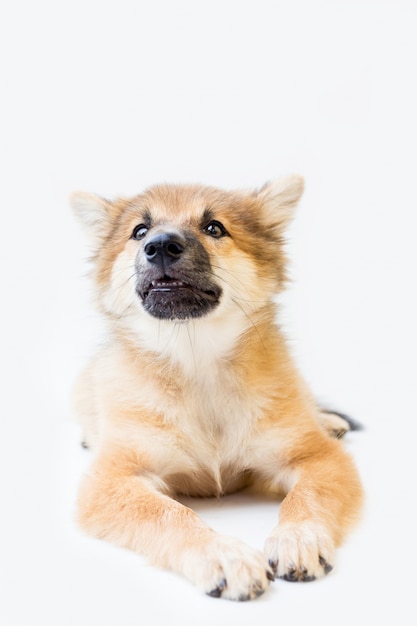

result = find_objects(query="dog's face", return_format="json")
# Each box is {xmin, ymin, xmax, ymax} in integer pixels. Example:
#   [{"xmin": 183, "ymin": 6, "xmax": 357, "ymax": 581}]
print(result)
[
  {"xmin": 132, "ymin": 200, "xmax": 224, "ymax": 321},
  {"xmin": 71, "ymin": 177, "xmax": 304, "ymax": 331}
]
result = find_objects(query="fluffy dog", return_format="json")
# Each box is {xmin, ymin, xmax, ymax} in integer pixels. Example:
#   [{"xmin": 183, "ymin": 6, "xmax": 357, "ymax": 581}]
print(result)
[{"xmin": 70, "ymin": 176, "xmax": 363, "ymax": 601}]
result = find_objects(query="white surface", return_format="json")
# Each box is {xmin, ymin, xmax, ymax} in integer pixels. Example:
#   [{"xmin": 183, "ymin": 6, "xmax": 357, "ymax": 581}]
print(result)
[{"xmin": 1, "ymin": 1, "xmax": 416, "ymax": 624}]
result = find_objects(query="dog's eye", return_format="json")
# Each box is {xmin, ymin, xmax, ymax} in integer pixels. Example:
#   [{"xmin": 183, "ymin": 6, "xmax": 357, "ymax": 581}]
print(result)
[
  {"xmin": 204, "ymin": 220, "xmax": 228, "ymax": 238},
  {"xmin": 131, "ymin": 224, "xmax": 149, "ymax": 240}
]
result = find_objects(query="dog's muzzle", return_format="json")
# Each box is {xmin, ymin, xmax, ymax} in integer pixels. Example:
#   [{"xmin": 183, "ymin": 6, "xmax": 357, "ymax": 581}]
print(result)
[{"xmin": 136, "ymin": 231, "xmax": 222, "ymax": 320}]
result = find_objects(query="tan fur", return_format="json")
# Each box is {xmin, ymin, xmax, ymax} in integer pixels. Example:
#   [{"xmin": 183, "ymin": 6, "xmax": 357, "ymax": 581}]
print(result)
[{"xmin": 70, "ymin": 176, "xmax": 363, "ymax": 601}]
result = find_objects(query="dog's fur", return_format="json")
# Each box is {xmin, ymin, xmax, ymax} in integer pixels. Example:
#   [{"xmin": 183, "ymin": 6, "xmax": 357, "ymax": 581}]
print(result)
[{"xmin": 70, "ymin": 176, "xmax": 363, "ymax": 601}]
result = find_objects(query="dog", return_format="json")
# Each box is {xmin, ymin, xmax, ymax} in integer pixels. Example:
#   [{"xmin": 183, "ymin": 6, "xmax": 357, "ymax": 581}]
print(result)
[{"xmin": 70, "ymin": 176, "xmax": 363, "ymax": 601}]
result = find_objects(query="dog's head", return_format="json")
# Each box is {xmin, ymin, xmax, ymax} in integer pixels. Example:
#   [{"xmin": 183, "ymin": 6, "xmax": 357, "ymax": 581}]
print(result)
[{"xmin": 71, "ymin": 177, "xmax": 304, "ymax": 337}]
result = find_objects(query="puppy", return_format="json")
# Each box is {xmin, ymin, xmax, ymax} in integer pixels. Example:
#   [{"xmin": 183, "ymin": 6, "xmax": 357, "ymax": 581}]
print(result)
[{"xmin": 70, "ymin": 176, "xmax": 363, "ymax": 601}]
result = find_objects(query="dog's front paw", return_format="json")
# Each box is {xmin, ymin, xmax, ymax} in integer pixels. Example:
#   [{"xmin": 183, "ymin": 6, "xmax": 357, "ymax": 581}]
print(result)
[
  {"xmin": 264, "ymin": 522, "xmax": 335, "ymax": 582},
  {"xmin": 183, "ymin": 535, "xmax": 274, "ymax": 601}
]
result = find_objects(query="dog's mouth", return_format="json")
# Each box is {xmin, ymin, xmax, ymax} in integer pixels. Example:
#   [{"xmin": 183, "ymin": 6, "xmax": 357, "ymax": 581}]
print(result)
[
  {"xmin": 143, "ymin": 277, "xmax": 218, "ymax": 300},
  {"xmin": 138, "ymin": 274, "xmax": 221, "ymax": 320}
]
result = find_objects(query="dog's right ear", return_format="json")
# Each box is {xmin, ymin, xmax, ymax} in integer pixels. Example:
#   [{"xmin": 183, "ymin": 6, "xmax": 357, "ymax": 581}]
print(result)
[{"xmin": 70, "ymin": 192, "xmax": 113, "ymax": 247}]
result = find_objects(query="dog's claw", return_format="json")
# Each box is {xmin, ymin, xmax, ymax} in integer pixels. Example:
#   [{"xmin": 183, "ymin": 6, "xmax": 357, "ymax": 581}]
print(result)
[
  {"xmin": 299, "ymin": 567, "xmax": 316, "ymax": 582},
  {"xmin": 207, "ymin": 587, "xmax": 222, "ymax": 598},
  {"xmin": 238, "ymin": 592, "xmax": 251, "ymax": 601},
  {"xmin": 239, "ymin": 580, "xmax": 266, "ymax": 601},
  {"xmin": 266, "ymin": 569, "xmax": 275, "ymax": 581},
  {"xmin": 281, "ymin": 566, "xmax": 316, "ymax": 582},
  {"xmin": 207, "ymin": 577, "xmax": 227, "ymax": 598},
  {"xmin": 282, "ymin": 568, "xmax": 297, "ymax": 582},
  {"xmin": 319, "ymin": 556, "xmax": 333, "ymax": 574}
]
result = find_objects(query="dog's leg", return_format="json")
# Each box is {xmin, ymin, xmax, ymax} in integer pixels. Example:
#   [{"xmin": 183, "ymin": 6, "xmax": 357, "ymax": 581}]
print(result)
[
  {"xmin": 77, "ymin": 446, "xmax": 274, "ymax": 600},
  {"xmin": 261, "ymin": 430, "xmax": 363, "ymax": 581}
]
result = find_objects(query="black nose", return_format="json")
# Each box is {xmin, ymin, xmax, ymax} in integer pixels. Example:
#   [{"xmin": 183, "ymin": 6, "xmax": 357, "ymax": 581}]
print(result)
[{"xmin": 144, "ymin": 232, "xmax": 186, "ymax": 267}]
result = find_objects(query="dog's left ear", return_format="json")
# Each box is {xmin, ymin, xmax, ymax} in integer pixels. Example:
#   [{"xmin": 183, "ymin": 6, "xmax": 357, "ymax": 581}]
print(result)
[{"xmin": 254, "ymin": 175, "xmax": 304, "ymax": 230}]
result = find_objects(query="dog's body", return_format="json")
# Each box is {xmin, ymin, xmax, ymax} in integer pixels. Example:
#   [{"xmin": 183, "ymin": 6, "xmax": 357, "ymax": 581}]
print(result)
[{"xmin": 71, "ymin": 176, "xmax": 363, "ymax": 601}]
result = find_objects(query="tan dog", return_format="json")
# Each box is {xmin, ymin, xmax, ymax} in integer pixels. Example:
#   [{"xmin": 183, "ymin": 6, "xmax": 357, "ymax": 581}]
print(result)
[{"xmin": 70, "ymin": 176, "xmax": 363, "ymax": 601}]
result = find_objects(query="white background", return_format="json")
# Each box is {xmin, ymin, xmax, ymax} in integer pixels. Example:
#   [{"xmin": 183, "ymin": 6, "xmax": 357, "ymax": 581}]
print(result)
[{"xmin": 1, "ymin": 1, "xmax": 416, "ymax": 624}]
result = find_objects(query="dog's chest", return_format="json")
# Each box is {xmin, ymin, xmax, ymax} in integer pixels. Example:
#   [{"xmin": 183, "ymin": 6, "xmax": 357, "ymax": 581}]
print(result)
[
  {"xmin": 167, "ymin": 366, "xmax": 262, "ymax": 460},
  {"xmin": 103, "ymin": 349, "xmax": 269, "ymax": 496},
  {"xmin": 158, "ymin": 371, "xmax": 260, "ymax": 496}
]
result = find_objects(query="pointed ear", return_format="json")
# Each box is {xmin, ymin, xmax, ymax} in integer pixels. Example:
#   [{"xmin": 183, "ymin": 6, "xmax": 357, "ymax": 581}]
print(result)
[
  {"xmin": 254, "ymin": 175, "xmax": 304, "ymax": 229},
  {"xmin": 70, "ymin": 191, "xmax": 113, "ymax": 246}
]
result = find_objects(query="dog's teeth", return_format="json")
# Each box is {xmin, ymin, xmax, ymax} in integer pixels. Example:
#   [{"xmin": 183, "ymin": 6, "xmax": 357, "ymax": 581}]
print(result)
[{"xmin": 151, "ymin": 280, "xmax": 184, "ymax": 287}]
